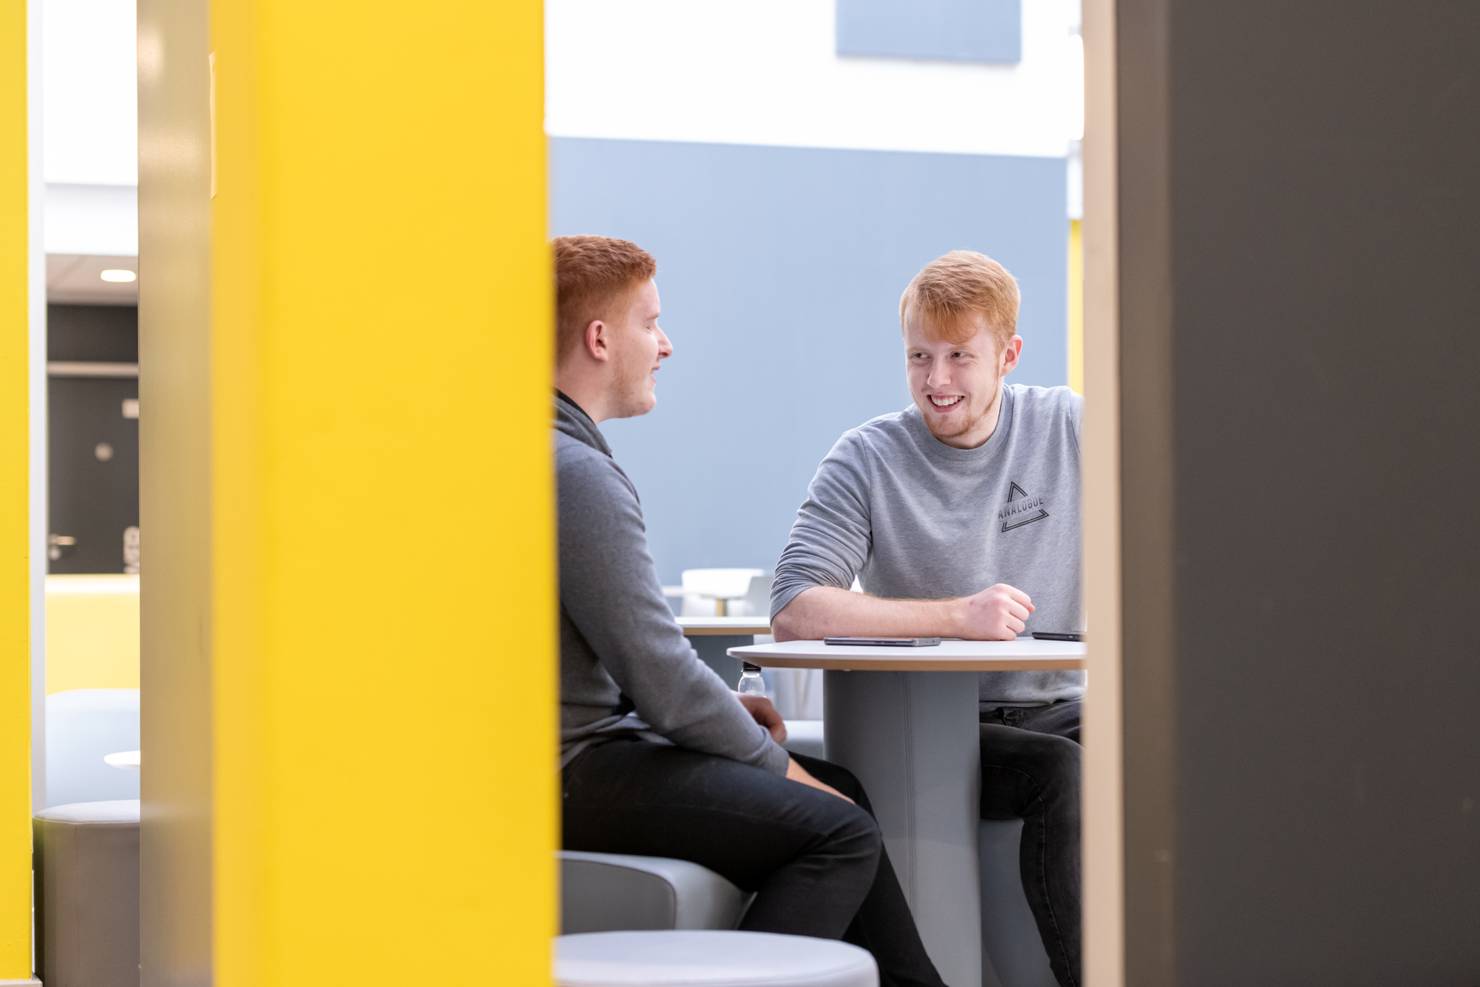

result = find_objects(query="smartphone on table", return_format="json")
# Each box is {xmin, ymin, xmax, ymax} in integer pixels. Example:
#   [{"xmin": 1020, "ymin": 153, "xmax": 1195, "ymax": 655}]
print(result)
[{"xmin": 823, "ymin": 636, "xmax": 942, "ymax": 647}]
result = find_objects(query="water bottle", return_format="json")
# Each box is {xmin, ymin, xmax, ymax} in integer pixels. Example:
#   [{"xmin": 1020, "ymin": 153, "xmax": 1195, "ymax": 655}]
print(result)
[{"xmin": 737, "ymin": 662, "xmax": 767, "ymax": 698}]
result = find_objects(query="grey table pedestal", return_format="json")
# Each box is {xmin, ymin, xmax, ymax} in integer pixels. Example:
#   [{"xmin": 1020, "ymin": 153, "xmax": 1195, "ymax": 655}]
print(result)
[
  {"xmin": 731, "ymin": 638, "xmax": 1085, "ymax": 987},
  {"xmin": 824, "ymin": 670, "xmax": 983, "ymax": 987}
]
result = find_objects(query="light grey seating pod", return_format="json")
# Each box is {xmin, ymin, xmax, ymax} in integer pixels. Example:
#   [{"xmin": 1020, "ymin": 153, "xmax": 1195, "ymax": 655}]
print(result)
[
  {"xmin": 978, "ymin": 820, "xmax": 1056, "ymax": 987},
  {"xmin": 555, "ymin": 930, "xmax": 877, "ymax": 987},
  {"xmin": 34, "ymin": 799, "xmax": 141, "ymax": 987},
  {"xmin": 44, "ymin": 688, "xmax": 140, "ymax": 808},
  {"xmin": 560, "ymin": 851, "xmax": 750, "ymax": 933}
]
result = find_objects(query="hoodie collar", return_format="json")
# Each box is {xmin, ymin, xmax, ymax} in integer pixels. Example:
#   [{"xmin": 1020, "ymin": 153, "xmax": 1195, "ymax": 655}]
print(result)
[{"xmin": 554, "ymin": 390, "xmax": 613, "ymax": 458}]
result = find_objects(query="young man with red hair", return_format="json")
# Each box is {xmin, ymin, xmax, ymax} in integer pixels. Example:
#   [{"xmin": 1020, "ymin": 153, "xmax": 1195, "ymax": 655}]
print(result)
[
  {"xmin": 772, "ymin": 250, "xmax": 1084, "ymax": 987},
  {"xmin": 552, "ymin": 234, "xmax": 948, "ymax": 987}
]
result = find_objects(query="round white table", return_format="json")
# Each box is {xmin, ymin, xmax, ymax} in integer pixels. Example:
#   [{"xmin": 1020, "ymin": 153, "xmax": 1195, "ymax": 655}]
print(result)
[
  {"xmin": 103, "ymin": 749, "xmax": 141, "ymax": 770},
  {"xmin": 729, "ymin": 638, "xmax": 1086, "ymax": 987}
]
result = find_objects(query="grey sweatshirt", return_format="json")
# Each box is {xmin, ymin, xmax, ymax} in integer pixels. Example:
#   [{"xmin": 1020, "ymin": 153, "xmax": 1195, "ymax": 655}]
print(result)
[
  {"xmin": 555, "ymin": 392, "xmax": 789, "ymax": 774},
  {"xmin": 772, "ymin": 384, "xmax": 1086, "ymax": 704}
]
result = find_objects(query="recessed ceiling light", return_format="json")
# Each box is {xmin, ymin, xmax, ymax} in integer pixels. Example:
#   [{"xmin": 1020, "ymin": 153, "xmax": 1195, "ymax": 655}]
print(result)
[{"xmin": 99, "ymin": 269, "xmax": 137, "ymax": 284}]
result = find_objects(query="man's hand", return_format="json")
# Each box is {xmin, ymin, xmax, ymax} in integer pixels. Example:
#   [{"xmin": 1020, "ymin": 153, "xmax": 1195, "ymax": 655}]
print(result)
[
  {"xmin": 956, "ymin": 583, "xmax": 1035, "ymax": 640},
  {"xmin": 737, "ymin": 693, "xmax": 788, "ymax": 743},
  {"xmin": 785, "ymin": 756, "xmax": 854, "ymax": 804}
]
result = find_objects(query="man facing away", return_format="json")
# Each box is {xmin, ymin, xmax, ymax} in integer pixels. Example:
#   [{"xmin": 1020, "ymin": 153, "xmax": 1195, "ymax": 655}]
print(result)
[
  {"xmin": 553, "ymin": 234, "xmax": 949, "ymax": 987},
  {"xmin": 771, "ymin": 250, "xmax": 1084, "ymax": 987}
]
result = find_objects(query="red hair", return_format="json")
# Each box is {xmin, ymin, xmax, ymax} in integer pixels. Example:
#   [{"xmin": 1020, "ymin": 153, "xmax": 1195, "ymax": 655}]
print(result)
[
  {"xmin": 899, "ymin": 250, "xmax": 1020, "ymax": 346},
  {"xmin": 553, "ymin": 235, "xmax": 657, "ymax": 357}
]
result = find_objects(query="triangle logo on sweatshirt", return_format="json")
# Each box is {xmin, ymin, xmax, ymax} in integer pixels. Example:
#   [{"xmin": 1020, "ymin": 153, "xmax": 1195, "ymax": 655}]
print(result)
[{"xmin": 999, "ymin": 481, "xmax": 1050, "ymax": 532}]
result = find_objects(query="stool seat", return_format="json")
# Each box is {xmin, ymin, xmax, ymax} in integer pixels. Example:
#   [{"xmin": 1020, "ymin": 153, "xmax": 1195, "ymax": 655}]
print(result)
[
  {"xmin": 34, "ymin": 799, "xmax": 140, "ymax": 987},
  {"xmin": 560, "ymin": 851, "xmax": 750, "ymax": 932},
  {"xmin": 555, "ymin": 930, "xmax": 878, "ymax": 987}
]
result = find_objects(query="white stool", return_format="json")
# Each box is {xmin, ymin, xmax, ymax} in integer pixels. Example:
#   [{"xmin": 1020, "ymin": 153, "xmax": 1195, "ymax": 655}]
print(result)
[{"xmin": 555, "ymin": 930, "xmax": 878, "ymax": 987}]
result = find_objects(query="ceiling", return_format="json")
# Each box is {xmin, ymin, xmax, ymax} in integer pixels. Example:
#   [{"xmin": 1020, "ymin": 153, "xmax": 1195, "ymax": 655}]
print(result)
[{"xmin": 47, "ymin": 253, "xmax": 139, "ymax": 305}]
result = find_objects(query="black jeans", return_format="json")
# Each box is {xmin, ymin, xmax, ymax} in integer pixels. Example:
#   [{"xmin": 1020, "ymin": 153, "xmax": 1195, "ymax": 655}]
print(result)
[
  {"xmin": 562, "ymin": 737, "xmax": 947, "ymax": 987},
  {"xmin": 978, "ymin": 699, "xmax": 1082, "ymax": 987}
]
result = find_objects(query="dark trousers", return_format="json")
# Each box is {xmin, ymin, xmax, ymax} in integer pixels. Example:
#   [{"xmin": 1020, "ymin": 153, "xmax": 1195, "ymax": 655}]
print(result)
[
  {"xmin": 979, "ymin": 699, "xmax": 1083, "ymax": 987},
  {"xmin": 562, "ymin": 737, "xmax": 947, "ymax": 987}
]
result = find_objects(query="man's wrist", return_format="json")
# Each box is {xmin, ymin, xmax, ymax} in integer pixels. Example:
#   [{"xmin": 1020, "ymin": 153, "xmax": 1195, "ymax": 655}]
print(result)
[{"xmin": 942, "ymin": 597, "xmax": 966, "ymax": 638}]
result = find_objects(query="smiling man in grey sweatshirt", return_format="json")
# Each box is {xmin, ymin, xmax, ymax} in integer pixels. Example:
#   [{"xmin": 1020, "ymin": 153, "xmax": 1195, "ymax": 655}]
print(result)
[
  {"xmin": 771, "ymin": 251, "xmax": 1085, "ymax": 987},
  {"xmin": 553, "ymin": 235, "xmax": 947, "ymax": 987}
]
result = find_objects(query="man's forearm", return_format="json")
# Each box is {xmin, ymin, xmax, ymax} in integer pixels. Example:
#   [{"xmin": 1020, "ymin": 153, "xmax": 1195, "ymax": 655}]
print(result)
[{"xmin": 771, "ymin": 585, "xmax": 960, "ymax": 641}]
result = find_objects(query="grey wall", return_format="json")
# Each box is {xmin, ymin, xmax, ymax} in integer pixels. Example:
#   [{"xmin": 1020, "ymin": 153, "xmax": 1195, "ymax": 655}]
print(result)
[
  {"xmin": 836, "ymin": 0, "xmax": 1022, "ymax": 63},
  {"xmin": 47, "ymin": 304, "xmax": 138, "ymax": 362},
  {"xmin": 46, "ymin": 307, "xmax": 140, "ymax": 575},
  {"xmin": 1117, "ymin": 2, "xmax": 1480, "ymax": 984},
  {"xmin": 551, "ymin": 137, "xmax": 1066, "ymax": 583}
]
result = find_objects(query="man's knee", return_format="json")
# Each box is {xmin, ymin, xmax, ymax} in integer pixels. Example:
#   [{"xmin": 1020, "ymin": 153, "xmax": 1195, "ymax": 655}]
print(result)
[
  {"xmin": 831, "ymin": 802, "xmax": 884, "ymax": 869},
  {"xmin": 1032, "ymin": 734, "xmax": 1082, "ymax": 804},
  {"xmin": 983, "ymin": 727, "xmax": 1083, "ymax": 809}
]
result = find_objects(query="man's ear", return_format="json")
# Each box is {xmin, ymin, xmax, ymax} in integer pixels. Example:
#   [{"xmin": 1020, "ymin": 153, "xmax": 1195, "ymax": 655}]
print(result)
[
  {"xmin": 1000, "ymin": 335, "xmax": 1023, "ymax": 377},
  {"xmin": 584, "ymin": 319, "xmax": 610, "ymax": 362}
]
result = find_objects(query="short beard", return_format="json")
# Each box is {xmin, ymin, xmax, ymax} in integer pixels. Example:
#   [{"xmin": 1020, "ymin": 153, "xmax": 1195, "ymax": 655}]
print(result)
[
  {"xmin": 615, "ymin": 370, "xmax": 654, "ymax": 419},
  {"xmin": 922, "ymin": 385, "xmax": 1000, "ymax": 444},
  {"xmin": 926, "ymin": 409, "xmax": 984, "ymax": 439}
]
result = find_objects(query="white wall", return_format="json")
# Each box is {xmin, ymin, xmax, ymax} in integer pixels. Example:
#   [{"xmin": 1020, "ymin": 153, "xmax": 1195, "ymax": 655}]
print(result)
[
  {"xmin": 43, "ymin": 0, "xmax": 136, "ymax": 186},
  {"xmin": 47, "ymin": 0, "xmax": 1081, "ymax": 176},
  {"xmin": 42, "ymin": 0, "xmax": 137, "ymax": 256},
  {"xmin": 546, "ymin": 0, "xmax": 1082, "ymax": 157},
  {"xmin": 38, "ymin": 0, "xmax": 1079, "ymax": 259}
]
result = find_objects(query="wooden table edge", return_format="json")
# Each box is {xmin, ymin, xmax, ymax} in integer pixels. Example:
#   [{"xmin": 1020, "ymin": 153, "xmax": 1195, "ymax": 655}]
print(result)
[{"xmin": 680, "ymin": 625, "xmax": 772, "ymax": 637}]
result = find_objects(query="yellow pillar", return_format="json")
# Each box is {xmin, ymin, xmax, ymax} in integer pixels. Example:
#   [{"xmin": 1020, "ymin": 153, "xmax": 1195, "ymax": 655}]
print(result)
[
  {"xmin": 139, "ymin": 2, "xmax": 555, "ymax": 984},
  {"xmin": 0, "ymin": 0, "xmax": 32, "ymax": 979}
]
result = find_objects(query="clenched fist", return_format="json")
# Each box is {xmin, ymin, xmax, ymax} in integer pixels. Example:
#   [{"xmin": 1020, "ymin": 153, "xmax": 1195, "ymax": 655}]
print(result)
[{"xmin": 955, "ymin": 583, "xmax": 1034, "ymax": 640}]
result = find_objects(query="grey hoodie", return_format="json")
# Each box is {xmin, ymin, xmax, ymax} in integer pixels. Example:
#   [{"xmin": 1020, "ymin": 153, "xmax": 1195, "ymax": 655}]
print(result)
[{"xmin": 555, "ymin": 392, "xmax": 789, "ymax": 775}]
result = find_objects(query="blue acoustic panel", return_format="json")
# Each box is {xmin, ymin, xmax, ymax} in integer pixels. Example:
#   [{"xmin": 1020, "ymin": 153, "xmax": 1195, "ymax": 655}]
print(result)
[
  {"xmin": 837, "ymin": 0, "xmax": 1022, "ymax": 64},
  {"xmin": 550, "ymin": 138, "xmax": 1065, "ymax": 584}
]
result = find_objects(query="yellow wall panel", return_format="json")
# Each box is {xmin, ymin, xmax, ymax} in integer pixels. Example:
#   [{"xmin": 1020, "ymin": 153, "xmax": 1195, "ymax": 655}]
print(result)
[
  {"xmin": 207, "ymin": 3, "xmax": 555, "ymax": 985},
  {"xmin": 0, "ymin": 0, "xmax": 32, "ymax": 976}
]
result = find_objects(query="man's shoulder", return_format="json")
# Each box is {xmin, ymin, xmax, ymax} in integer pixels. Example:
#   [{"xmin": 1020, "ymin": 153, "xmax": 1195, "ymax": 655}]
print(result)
[
  {"xmin": 1008, "ymin": 384, "xmax": 1081, "ymax": 426},
  {"xmin": 555, "ymin": 432, "xmax": 631, "ymax": 495},
  {"xmin": 1010, "ymin": 383, "xmax": 1080, "ymax": 411},
  {"xmin": 554, "ymin": 429, "xmax": 600, "ymax": 467},
  {"xmin": 833, "ymin": 407, "xmax": 915, "ymax": 455}
]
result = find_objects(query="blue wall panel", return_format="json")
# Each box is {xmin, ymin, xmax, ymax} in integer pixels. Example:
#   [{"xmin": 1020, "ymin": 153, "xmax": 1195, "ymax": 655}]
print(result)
[
  {"xmin": 550, "ymin": 137, "xmax": 1065, "ymax": 583},
  {"xmin": 837, "ymin": 0, "xmax": 1022, "ymax": 64}
]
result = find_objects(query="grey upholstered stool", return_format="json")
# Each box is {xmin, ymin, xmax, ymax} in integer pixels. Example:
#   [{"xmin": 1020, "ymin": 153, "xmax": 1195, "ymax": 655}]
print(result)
[
  {"xmin": 978, "ymin": 820, "xmax": 1056, "ymax": 987},
  {"xmin": 560, "ymin": 851, "xmax": 751, "ymax": 932},
  {"xmin": 555, "ymin": 930, "xmax": 878, "ymax": 987},
  {"xmin": 33, "ymin": 799, "xmax": 140, "ymax": 987}
]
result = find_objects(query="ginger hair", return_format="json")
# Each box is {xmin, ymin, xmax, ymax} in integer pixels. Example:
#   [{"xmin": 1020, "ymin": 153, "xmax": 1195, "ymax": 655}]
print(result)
[
  {"xmin": 899, "ymin": 250, "xmax": 1020, "ymax": 346},
  {"xmin": 553, "ymin": 235, "xmax": 657, "ymax": 358}
]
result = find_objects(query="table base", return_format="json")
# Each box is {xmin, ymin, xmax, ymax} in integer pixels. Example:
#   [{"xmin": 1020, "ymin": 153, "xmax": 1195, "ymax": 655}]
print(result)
[{"xmin": 823, "ymin": 669, "xmax": 982, "ymax": 987}]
